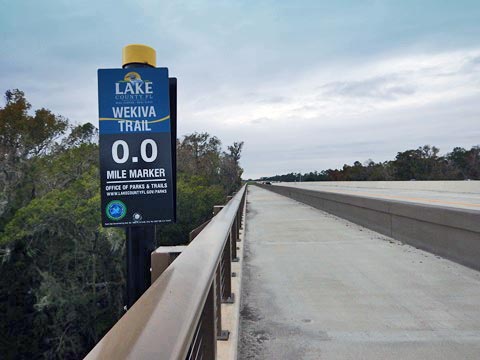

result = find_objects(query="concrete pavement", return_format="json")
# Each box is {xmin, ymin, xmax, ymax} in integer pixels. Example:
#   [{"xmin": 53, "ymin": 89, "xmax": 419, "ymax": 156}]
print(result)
[{"xmin": 239, "ymin": 186, "xmax": 480, "ymax": 359}]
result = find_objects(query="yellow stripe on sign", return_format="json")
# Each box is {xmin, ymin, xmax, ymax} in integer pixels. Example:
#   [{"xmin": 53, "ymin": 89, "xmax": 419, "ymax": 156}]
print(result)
[
  {"xmin": 148, "ymin": 115, "xmax": 171, "ymax": 123},
  {"xmin": 98, "ymin": 114, "xmax": 170, "ymax": 123}
]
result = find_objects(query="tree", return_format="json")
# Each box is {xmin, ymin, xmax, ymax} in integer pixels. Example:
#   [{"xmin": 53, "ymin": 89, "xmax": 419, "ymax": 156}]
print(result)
[
  {"xmin": 177, "ymin": 132, "xmax": 222, "ymax": 183},
  {"xmin": 0, "ymin": 90, "xmax": 121, "ymax": 359},
  {"xmin": 177, "ymin": 133, "xmax": 244, "ymax": 194},
  {"xmin": 160, "ymin": 134, "xmax": 244, "ymax": 245},
  {"xmin": 258, "ymin": 144, "xmax": 480, "ymax": 182},
  {"xmin": 447, "ymin": 146, "xmax": 480, "ymax": 179},
  {"xmin": 0, "ymin": 168, "xmax": 125, "ymax": 359},
  {"xmin": 220, "ymin": 141, "xmax": 244, "ymax": 194},
  {"xmin": 0, "ymin": 89, "xmax": 68, "ymax": 229}
]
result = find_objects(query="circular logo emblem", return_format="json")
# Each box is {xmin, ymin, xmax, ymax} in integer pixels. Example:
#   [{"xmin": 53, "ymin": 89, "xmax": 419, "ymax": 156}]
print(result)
[
  {"xmin": 106, "ymin": 200, "xmax": 127, "ymax": 221},
  {"xmin": 124, "ymin": 72, "xmax": 142, "ymax": 83},
  {"xmin": 132, "ymin": 212, "xmax": 142, "ymax": 222}
]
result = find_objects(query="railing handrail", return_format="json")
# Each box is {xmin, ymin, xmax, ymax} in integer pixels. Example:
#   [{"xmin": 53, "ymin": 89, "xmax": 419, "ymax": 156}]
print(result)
[{"xmin": 85, "ymin": 185, "xmax": 247, "ymax": 359}]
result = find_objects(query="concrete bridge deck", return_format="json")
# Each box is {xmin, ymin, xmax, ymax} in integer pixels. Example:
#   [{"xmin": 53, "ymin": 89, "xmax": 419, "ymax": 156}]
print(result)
[{"xmin": 239, "ymin": 186, "xmax": 480, "ymax": 359}]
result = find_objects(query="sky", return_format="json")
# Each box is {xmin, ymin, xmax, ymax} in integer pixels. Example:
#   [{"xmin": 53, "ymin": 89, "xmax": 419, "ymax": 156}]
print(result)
[{"xmin": 1, "ymin": 0, "xmax": 480, "ymax": 179}]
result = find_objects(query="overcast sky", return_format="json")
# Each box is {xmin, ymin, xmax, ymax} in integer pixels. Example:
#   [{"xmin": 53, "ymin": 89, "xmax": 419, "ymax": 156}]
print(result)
[{"xmin": 1, "ymin": 0, "xmax": 479, "ymax": 179}]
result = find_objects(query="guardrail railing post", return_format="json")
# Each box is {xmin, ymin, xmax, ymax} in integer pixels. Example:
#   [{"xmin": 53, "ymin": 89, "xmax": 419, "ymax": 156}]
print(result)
[
  {"xmin": 215, "ymin": 267, "xmax": 229, "ymax": 340},
  {"xmin": 230, "ymin": 230, "xmax": 238, "ymax": 262},
  {"xmin": 238, "ymin": 191, "xmax": 246, "ymax": 233},
  {"xmin": 236, "ymin": 208, "xmax": 241, "ymax": 242},
  {"xmin": 213, "ymin": 205, "xmax": 224, "ymax": 216},
  {"xmin": 221, "ymin": 233, "xmax": 234, "ymax": 304},
  {"xmin": 151, "ymin": 246, "xmax": 186, "ymax": 283},
  {"xmin": 202, "ymin": 281, "xmax": 217, "ymax": 359}
]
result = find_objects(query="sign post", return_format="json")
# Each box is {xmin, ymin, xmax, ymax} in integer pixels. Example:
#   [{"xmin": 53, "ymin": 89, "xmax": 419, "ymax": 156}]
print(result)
[{"xmin": 98, "ymin": 44, "xmax": 176, "ymax": 308}]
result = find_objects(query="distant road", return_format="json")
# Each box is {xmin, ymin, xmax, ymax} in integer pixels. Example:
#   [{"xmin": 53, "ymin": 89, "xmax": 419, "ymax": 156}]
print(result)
[{"xmin": 274, "ymin": 181, "xmax": 480, "ymax": 211}]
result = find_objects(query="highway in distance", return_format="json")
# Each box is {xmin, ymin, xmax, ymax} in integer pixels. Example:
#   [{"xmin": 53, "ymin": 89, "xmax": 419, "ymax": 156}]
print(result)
[{"xmin": 275, "ymin": 180, "xmax": 480, "ymax": 211}]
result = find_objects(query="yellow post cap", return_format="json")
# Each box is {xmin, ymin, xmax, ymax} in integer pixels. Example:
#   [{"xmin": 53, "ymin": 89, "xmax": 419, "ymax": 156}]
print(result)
[{"xmin": 122, "ymin": 44, "xmax": 156, "ymax": 67}]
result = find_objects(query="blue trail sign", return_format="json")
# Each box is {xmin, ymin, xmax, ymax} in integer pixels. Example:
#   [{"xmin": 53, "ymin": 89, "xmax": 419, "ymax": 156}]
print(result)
[{"xmin": 98, "ymin": 68, "xmax": 175, "ymax": 227}]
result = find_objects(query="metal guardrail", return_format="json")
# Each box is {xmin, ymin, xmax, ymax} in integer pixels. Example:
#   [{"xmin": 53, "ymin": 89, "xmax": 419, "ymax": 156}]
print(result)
[
  {"xmin": 189, "ymin": 219, "xmax": 211, "ymax": 242},
  {"xmin": 85, "ymin": 185, "xmax": 247, "ymax": 360}
]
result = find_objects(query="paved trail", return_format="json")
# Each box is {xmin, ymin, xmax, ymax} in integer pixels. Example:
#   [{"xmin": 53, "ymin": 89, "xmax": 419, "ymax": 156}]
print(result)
[{"xmin": 239, "ymin": 186, "xmax": 480, "ymax": 360}]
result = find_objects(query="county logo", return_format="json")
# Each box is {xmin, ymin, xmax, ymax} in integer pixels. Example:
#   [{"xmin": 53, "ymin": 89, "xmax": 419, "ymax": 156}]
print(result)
[
  {"xmin": 123, "ymin": 71, "xmax": 143, "ymax": 84},
  {"xmin": 106, "ymin": 200, "xmax": 127, "ymax": 221},
  {"xmin": 115, "ymin": 72, "xmax": 153, "ymax": 95}
]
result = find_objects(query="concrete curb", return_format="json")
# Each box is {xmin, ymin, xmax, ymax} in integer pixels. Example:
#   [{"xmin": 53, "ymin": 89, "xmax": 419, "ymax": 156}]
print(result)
[
  {"xmin": 256, "ymin": 184, "xmax": 480, "ymax": 271},
  {"xmin": 217, "ymin": 188, "xmax": 247, "ymax": 360}
]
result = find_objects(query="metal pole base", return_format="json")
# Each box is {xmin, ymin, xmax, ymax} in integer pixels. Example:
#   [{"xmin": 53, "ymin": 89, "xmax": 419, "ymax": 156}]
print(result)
[
  {"xmin": 222, "ymin": 293, "xmax": 235, "ymax": 304},
  {"xmin": 217, "ymin": 330, "xmax": 230, "ymax": 341}
]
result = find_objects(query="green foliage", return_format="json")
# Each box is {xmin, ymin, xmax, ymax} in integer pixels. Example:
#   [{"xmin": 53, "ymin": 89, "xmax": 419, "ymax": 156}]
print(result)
[
  {"xmin": 156, "ymin": 175, "xmax": 225, "ymax": 245},
  {"xmin": 447, "ymin": 146, "xmax": 480, "ymax": 179},
  {"xmin": 157, "ymin": 134, "xmax": 244, "ymax": 245},
  {"xmin": 0, "ymin": 89, "xmax": 68, "ymax": 230},
  {"xmin": 1, "ymin": 154, "xmax": 125, "ymax": 359},
  {"xmin": 177, "ymin": 132, "xmax": 244, "ymax": 195},
  {"xmin": 0, "ymin": 90, "xmax": 244, "ymax": 358},
  {"xmin": 0, "ymin": 89, "xmax": 68, "ymax": 159},
  {"xmin": 261, "ymin": 145, "xmax": 480, "ymax": 182}
]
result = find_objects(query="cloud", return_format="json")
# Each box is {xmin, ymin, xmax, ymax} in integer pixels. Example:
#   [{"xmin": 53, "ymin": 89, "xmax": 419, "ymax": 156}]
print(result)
[
  {"xmin": 2, "ymin": 1, "xmax": 480, "ymax": 179},
  {"xmin": 182, "ymin": 48, "xmax": 480, "ymax": 178},
  {"xmin": 320, "ymin": 76, "xmax": 416, "ymax": 100}
]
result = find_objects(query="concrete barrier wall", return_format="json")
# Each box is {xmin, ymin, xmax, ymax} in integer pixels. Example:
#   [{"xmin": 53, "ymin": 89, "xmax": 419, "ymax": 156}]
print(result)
[
  {"xmin": 256, "ymin": 184, "xmax": 480, "ymax": 271},
  {"xmin": 277, "ymin": 180, "xmax": 480, "ymax": 194}
]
